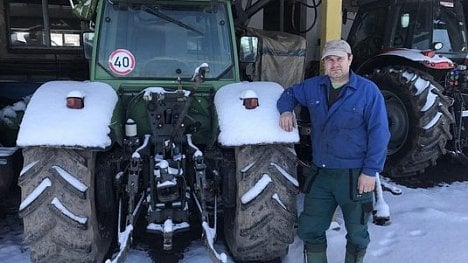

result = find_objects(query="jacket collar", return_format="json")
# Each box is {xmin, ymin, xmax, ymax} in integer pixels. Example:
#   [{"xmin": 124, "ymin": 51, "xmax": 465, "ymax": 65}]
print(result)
[{"xmin": 318, "ymin": 70, "xmax": 359, "ymax": 90}]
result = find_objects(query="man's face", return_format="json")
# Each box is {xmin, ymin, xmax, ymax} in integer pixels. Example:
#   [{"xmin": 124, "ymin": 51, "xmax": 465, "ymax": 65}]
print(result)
[{"xmin": 322, "ymin": 54, "xmax": 353, "ymax": 82}]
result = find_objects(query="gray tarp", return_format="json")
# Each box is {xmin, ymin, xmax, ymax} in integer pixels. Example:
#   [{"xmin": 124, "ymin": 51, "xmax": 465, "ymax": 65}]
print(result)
[{"xmin": 246, "ymin": 28, "xmax": 307, "ymax": 89}]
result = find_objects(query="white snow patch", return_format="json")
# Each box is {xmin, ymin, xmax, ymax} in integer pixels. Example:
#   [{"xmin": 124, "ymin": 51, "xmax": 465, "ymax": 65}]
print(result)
[
  {"xmin": 421, "ymin": 88, "xmax": 437, "ymax": 111},
  {"xmin": 380, "ymin": 49, "xmax": 454, "ymax": 65},
  {"xmin": 192, "ymin": 63, "xmax": 210, "ymax": 81},
  {"xmin": 272, "ymin": 193, "xmax": 286, "ymax": 210},
  {"xmin": 412, "ymin": 77, "xmax": 431, "ymax": 96},
  {"xmin": 106, "ymin": 225, "xmax": 134, "ymax": 263},
  {"xmin": 423, "ymin": 112, "xmax": 442, "ymax": 129},
  {"xmin": 19, "ymin": 160, "xmax": 38, "ymax": 177},
  {"xmin": 16, "ymin": 81, "xmax": 118, "ymax": 148},
  {"xmin": 157, "ymin": 179, "xmax": 177, "ymax": 188},
  {"xmin": 143, "ymin": 87, "xmax": 190, "ymax": 101},
  {"xmin": 270, "ymin": 162, "xmax": 299, "ymax": 187},
  {"xmin": 51, "ymin": 165, "xmax": 88, "ymax": 193},
  {"xmin": 215, "ymin": 82, "xmax": 299, "ymax": 146},
  {"xmin": 241, "ymin": 161, "xmax": 255, "ymax": 173},
  {"xmin": 202, "ymin": 222, "xmax": 228, "ymax": 263},
  {"xmin": 187, "ymin": 134, "xmax": 203, "ymax": 158},
  {"xmin": 19, "ymin": 178, "xmax": 52, "ymax": 211},
  {"xmin": 241, "ymin": 174, "xmax": 272, "ymax": 204},
  {"xmin": 146, "ymin": 222, "xmax": 190, "ymax": 232},
  {"xmin": 374, "ymin": 174, "xmax": 390, "ymax": 218},
  {"xmin": 401, "ymin": 71, "xmax": 416, "ymax": 83},
  {"xmin": 50, "ymin": 197, "xmax": 87, "ymax": 225},
  {"xmin": 132, "ymin": 134, "xmax": 151, "ymax": 159}
]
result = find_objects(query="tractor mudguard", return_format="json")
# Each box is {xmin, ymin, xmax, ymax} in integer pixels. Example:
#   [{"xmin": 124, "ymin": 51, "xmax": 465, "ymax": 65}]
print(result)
[
  {"xmin": 214, "ymin": 81, "xmax": 299, "ymax": 146},
  {"xmin": 16, "ymin": 80, "xmax": 118, "ymax": 149}
]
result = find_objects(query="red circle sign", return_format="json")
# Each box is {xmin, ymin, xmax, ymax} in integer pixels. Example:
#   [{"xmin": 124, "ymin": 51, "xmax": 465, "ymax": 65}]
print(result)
[{"xmin": 108, "ymin": 49, "xmax": 136, "ymax": 76}]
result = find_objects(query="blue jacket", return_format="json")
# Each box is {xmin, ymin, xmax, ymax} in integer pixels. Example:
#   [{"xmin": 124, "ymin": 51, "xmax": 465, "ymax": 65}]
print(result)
[{"xmin": 277, "ymin": 71, "xmax": 390, "ymax": 176}]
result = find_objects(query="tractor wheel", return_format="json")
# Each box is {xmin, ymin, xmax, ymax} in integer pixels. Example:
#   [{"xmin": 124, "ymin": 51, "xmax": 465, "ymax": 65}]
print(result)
[
  {"xmin": 18, "ymin": 147, "xmax": 112, "ymax": 263},
  {"xmin": 223, "ymin": 144, "xmax": 298, "ymax": 262},
  {"xmin": 367, "ymin": 67, "xmax": 454, "ymax": 177}
]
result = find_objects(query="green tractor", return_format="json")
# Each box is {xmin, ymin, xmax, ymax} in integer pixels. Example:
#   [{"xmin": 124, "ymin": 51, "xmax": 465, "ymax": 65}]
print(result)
[
  {"xmin": 16, "ymin": 0, "xmax": 306, "ymax": 262},
  {"xmin": 346, "ymin": 0, "xmax": 468, "ymax": 177}
]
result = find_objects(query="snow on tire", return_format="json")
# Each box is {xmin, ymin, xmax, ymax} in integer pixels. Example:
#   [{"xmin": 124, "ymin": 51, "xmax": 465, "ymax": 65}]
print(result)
[
  {"xmin": 18, "ymin": 147, "xmax": 111, "ymax": 263},
  {"xmin": 224, "ymin": 144, "xmax": 298, "ymax": 262},
  {"xmin": 368, "ymin": 67, "xmax": 454, "ymax": 177}
]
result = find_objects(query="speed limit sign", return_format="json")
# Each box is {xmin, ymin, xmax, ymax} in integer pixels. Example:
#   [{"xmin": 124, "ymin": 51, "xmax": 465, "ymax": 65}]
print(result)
[{"xmin": 108, "ymin": 49, "xmax": 136, "ymax": 76}]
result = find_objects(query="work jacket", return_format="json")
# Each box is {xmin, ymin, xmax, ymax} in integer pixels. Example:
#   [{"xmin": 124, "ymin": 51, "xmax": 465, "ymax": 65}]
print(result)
[{"xmin": 277, "ymin": 71, "xmax": 390, "ymax": 176}]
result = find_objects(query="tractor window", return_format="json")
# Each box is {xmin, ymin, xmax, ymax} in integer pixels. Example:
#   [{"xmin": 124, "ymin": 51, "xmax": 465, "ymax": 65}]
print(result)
[
  {"xmin": 347, "ymin": 6, "xmax": 386, "ymax": 66},
  {"xmin": 392, "ymin": 3, "xmax": 431, "ymax": 49},
  {"xmin": 433, "ymin": 2, "xmax": 467, "ymax": 52},
  {"xmin": 6, "ymin": 0, "xmax": 83, "ymax": 50}
]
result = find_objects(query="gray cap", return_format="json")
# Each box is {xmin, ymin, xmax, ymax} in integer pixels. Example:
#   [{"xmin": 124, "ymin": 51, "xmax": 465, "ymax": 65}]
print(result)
[{"xmin": 321, "ymin": 39, "xmax": 352, "ymax": 60}]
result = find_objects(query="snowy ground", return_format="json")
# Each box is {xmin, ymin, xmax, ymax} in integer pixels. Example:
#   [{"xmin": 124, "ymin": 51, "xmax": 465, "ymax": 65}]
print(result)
[{"xmin": 1, "ymin": 161, "xmax": 468, "ymax": 263}]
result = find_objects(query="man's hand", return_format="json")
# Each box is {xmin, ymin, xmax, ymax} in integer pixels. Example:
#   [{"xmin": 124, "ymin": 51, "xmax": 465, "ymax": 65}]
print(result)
[
  {"xmin": 279, "ymin": 111, "xmax": 296, "ymax": 132},
  {"xmin": 358, "ymin": 173, "xmax": 376, "ymax": 194}
]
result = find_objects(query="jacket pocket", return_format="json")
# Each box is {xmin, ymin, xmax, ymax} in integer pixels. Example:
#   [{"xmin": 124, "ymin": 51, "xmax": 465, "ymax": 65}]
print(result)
[{"xmin": 336, "ymin": 105, "xmax": 364, "ymax": 129}]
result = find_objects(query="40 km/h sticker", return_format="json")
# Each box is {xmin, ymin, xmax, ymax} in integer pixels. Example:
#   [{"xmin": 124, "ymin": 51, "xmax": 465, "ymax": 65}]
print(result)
[{"xmin": 108, "ymin": 49, "xmax": 135, "ymax": 76}]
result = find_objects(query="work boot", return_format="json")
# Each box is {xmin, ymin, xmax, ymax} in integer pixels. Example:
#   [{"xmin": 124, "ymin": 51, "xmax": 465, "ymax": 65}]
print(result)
[
  {"xmin": 345, "ymin": 243, "xmax": 366, "ymax": 263},
  {"xmin": 304, "ymin": 243, "xmax": 327, "ymax": 263}
]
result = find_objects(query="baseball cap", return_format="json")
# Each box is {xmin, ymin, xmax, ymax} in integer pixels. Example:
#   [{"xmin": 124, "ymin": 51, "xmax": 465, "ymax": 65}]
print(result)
[{"xmin": 321, "ymin": 39, "xmax": 352, "ymax": 60}]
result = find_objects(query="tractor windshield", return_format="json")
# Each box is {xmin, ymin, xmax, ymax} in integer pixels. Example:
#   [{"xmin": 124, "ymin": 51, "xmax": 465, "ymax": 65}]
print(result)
[{"xmin": 96, "ymin": 1, "xmax": 234, "ymax": 79}]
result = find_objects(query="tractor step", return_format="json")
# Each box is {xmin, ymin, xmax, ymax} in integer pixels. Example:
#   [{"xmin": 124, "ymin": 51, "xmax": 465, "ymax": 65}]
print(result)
[{"xmin": 0, "ymin": 147, "xmax": 18, "ymax": 165}]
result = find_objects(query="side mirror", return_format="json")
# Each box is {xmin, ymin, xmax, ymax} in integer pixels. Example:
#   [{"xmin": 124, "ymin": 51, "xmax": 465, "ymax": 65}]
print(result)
[
  {"xmin": 83, "ymin": 32, "xmax": 94, "ymax": 59},
  {"xmin": 239, "ymin": 36, "xmax": 258, "ymax": 63}
]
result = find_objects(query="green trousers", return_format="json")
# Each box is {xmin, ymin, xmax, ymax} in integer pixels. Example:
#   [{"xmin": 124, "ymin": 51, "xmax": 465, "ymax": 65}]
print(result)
[{"xmin": 298, "ymin": 167, "xmax": 373, "ymax": 253}]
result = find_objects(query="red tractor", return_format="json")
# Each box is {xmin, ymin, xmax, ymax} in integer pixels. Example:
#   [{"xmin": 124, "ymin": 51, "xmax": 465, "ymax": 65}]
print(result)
[{"xmin": 346, "ymin": 0, "xmax": 468, "ymax": 177}]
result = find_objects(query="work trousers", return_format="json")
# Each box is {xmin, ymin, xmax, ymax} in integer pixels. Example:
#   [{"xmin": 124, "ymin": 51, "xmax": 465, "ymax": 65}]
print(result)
[{"xmin": 298, "ymin": 166, "xmax": 373, "ymax": 252}]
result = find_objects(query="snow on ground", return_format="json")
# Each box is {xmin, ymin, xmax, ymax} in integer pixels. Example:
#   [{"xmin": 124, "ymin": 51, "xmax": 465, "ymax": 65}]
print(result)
[{"xmin": 2, "ymin": 177, "xmax": 468, "ymax": 263}]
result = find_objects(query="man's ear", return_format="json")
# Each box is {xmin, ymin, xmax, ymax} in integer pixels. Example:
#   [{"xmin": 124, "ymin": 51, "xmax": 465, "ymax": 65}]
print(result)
[{"xmin": 348, "ymin": 54, "xmax": 353, "ymax": 63}]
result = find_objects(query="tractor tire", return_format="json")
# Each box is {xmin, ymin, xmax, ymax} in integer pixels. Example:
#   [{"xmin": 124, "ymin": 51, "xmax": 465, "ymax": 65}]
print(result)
[
  {"xmin": 18, "ymin": 147, "xmax": 112, "ymax": 263},
  {"xmin": 367, "ymin": 67, "xmax": 454, "ymax": 177},
  {"xmin": 224, "ymin": 144, "xmax": 299, "ymax": 262}
]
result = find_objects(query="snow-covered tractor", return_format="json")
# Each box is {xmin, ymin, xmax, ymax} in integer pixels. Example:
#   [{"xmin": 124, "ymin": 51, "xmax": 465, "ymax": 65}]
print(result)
[
  {"xmin": 344, "ymin": 0, "xmax": 468, "ymax": 177},
  {"xmin": 15, "ymin": 0, "xmax": 306, "ymax": 262}
]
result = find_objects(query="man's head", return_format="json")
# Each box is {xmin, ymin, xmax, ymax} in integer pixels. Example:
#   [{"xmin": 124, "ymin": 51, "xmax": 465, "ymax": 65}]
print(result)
[{"xmin": 321, "ymin": 39, "xmax": 353, "ymax": 83}]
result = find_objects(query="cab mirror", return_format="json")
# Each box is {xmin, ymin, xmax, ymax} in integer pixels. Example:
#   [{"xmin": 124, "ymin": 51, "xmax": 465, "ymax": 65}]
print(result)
[
  {"xmin": 83, "ymin": 32, "xmax": 94, "ymax": 59},
  {"xmin": 239, "ymin": 36, "xmax": 258, "ymax": 63}
]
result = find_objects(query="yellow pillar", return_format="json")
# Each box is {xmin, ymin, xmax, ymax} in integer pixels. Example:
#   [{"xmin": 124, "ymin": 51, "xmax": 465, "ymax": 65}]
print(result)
[
  {"xmin": 319, "ymin": 0, "xmax": 342, "ymax": 73},
  {"xmin": 320, "ymin": 0, "xmax": 342, "ymax": 45}
]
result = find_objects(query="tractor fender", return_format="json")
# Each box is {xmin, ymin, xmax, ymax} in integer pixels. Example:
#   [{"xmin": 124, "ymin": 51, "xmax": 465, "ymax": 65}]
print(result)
[
  {"xmin": 357, "ymin": 48, "xmax": 455, "ymax": 75},
  {"xmin": 16, "ymin": 81, "xmax": 118, "ymax": 149},
  {"xmin": 214, "ymin": 81, "xmax": 299, "ymax": 146}
]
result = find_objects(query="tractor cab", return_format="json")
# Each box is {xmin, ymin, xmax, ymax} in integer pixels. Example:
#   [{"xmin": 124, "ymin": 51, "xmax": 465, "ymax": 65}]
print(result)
[{"xmin": 348, "ymin": 0, "xmax": 468, "ymax": 67}]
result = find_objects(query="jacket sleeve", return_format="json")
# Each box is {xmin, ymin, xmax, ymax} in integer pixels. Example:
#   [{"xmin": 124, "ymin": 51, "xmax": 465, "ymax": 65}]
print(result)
[
  {"xmin": 362, "ymin": 84, "xmax": 391, "ymax": 176},
  {"xmin": 277, "ymin": 82, "xmax": 309, "ymax": 114}
]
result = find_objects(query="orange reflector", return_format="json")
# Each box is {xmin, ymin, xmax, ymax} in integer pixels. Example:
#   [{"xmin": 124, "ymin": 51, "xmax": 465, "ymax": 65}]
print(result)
[
  {"xmin": 66, "ymin": 97, "xmax": 84, "ymax": 109},
  {"xmin": 243, "ymin": 98, "xmax": 259, "ymax": 109},
  {"xmin": 421, "ymin": 50, "xmax": 435, "ymax": 58}
]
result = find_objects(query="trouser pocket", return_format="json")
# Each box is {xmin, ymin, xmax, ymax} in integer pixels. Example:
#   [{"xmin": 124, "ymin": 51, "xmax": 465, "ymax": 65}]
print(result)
[
  {"xmin": 300, "ymin": 164, "xmax": 319, "ymax": 193},
  {"xmin": 348, "ymin": 169, "xmax": 372, "ymax": 202}
]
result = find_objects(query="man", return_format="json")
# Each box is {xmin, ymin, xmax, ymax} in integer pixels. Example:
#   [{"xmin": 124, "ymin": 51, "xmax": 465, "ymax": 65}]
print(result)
[{"xmin": 277, "ymin": 39, "xmax": 390, "ymax": 263}]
